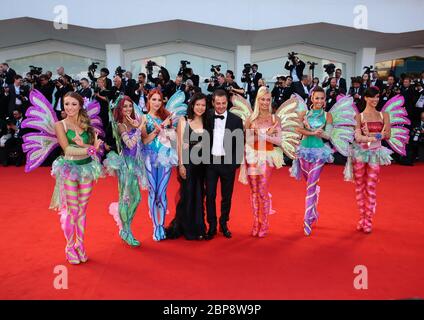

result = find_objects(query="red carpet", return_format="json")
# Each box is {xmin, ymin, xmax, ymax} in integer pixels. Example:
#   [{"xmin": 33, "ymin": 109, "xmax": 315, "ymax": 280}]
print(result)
[{"xmin": 0, "ymin": 164, "xmax": 423, "ymax": 300}]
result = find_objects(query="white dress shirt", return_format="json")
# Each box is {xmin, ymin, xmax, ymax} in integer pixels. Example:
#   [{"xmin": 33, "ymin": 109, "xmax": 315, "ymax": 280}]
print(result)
[{"xmin": 212, "ymin": 111, "xmax": 227, "ymax": 156}]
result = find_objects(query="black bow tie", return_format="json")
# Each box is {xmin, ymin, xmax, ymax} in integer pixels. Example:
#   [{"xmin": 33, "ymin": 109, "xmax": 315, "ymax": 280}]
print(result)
[{"xmin": 214, "ymin": 115, "xmax": 225, "ymax": 120}]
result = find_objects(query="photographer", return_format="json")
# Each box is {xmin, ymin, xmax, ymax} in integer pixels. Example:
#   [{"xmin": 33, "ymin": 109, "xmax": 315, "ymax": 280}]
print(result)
[
  {"xmin": 323, "ymin": 68, "xmax": 347, "ymax": 92},
  {"xmin": 56, "ymin": 66, "xmax": 72, "ymax": 84},
  {"xmin": 378, "ymin": 75, "xmax": 397, "ymax": 109},
  {"xmin": 0, "ymin": 63, "xmax": 17, "ymax": 85},
  {"xmin": 133, "ymin": 72, "xmax": 152, "ymax": 107},
  {"xmin": 285, "ymin": 52, "xmax": 305, "ymax": 83},
  {"xmin": 0, "ymin": 108, "xmax": 27, "ymax": 166},
  {"xmin": 348, "ymin": 76, "xmax": 364, "ymax": 107},
  {"xmin": 325, "ymin": 77, "xmax": 342, "ymax": 111},
  {"xmin": 293, "ymin": 75, "xmax": 311, "ymax": 101},
  {"xmin": 53, "ymin": 76, "xmax": 73, "ymax": 119},
  {"xmin": 88, "ymin": 65, "xmax": 112, "ymax": 90},
  {"xmin": 370, "ymin": 70, "xmax": 384, "ymax": 91},
  {"xmin": 34, "ymin": 74, "xmax": 55, "ymax": 103},
  {"xmin": 77, "ymin": 78, "xmax": 93, "ymax": 100},
  {"xmin": 272, "ymin": 76, "xmax": 292, "ymax": 108},
  {"xmin": 224, "ymin": 70, "xmax": 245, "ymax": 97},
  {"xmin": 146, "ymin": 61, "xmax": 174, "ymax": 99},
  {"xmin": 110, "ymin": 75, "xmax": 127, "ymax": 102},
  {"xmin": 241, "ymin": 63, "xmax": 262, "ymax": 105},
  {"xmin": 205, "ymin": 65, "xmax": 223, "ymax": 91},
  {"xmin": 5, "ymin": 75, "xmax": 30, "ymax": 117}
]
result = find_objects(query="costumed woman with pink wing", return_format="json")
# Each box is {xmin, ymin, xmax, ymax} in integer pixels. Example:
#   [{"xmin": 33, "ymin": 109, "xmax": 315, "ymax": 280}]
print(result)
[
  {"xmin": 22, "ymin": 90, "xmax": 104, "ymax": 264},
  {"xmin": 344, "ymin": 87, "xmax": 409, "ymax": 233}
]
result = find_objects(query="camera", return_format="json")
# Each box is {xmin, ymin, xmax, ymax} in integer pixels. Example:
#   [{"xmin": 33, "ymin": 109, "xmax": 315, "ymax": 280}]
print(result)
[
  {"xmin": 210, "ymin": 64, "xmax": 221, "ymax": 73},
  {"xmin": 88, "ymin": 62, "xmax": 100, "ymax": 73},
  {"xmin": 323, "ymin": 63, "xmax": 336, "ymax": 76},
  {"xmin": 115, "ymin": 66, "xmax": 126, "ymax": 77},
  {"xmin": 363, "ymin": 65, "xmax": 374, "ymax": 75},
  {"xmin": 179, "ymin": 60, "xmax": 191, "ymax": 76},
  {"xmin": 241, "ymin": 63, "xmax": 253, "ymax": 83},
  {"xmin": 307, "ymin": 61, "xmax": 318, "ymax": 70},
  {"xmin": 72, "ymin": 79, "xmax": 81, "ymax": 87},
  {"xmin": 288, "ymin": 52, "xmax": 299, "ymax": 63},
  {"xmin": 145, "ymin": 60, "xmax": 157, "ymax": 73},
  {"xmin": 29, "ymin": 65, "xmax": 43, "ymax": 77}
]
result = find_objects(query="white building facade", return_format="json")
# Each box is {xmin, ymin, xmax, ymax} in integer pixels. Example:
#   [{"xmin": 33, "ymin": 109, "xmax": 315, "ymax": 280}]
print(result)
[{"xmin": 1, "ymin": 0, "xmax": 423, "ymax": 89}]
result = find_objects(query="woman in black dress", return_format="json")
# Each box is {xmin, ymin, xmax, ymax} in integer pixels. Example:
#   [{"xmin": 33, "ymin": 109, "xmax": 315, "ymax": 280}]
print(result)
[{"xmin": 166, "ymin": 93, "xmax": 208, "ymax": 240}]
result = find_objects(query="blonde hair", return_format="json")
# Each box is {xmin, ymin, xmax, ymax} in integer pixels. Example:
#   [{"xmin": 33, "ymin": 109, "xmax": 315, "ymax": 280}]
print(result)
[{"xmin": 249, "ymin": 86, "xmax": 272, "ymax": 123}]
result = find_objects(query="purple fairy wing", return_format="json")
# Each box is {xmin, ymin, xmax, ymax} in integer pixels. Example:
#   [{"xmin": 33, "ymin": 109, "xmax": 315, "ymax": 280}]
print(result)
[
  {"xmin": 85, "ymin": 99, "xmax": 105, "ymax": 137},
  {"xmin": 381, "ymin": 94, "xmax": 410, "ymax": 155},
  {"xmin": 21, "ymin": 89, "xmax": 59, "ymax": 172}
]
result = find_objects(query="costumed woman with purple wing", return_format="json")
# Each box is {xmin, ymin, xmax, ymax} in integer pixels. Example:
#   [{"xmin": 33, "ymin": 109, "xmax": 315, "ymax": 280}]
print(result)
[{"xmin": 22, "ymin": 90, "xmax": 104, "ymax": 264}]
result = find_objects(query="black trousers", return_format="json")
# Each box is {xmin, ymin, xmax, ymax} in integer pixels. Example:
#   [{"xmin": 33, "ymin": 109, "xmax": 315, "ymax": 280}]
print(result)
[{"xmin": 205, "ymin": 160, "xmax": 237, "ymax": 229}]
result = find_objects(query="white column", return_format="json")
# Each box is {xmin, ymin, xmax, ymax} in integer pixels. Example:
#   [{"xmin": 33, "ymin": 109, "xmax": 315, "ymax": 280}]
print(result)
[
  {"xmin": 235, "ymin": 45, "xmax": 251, "ymax": 84},
  {"xmin": 355, "ymin": 47, "xmax": 376, "ymax": 76},
  {"xmin": 105, "ymin": 44, "xmax": 124, "ymax": 75}
]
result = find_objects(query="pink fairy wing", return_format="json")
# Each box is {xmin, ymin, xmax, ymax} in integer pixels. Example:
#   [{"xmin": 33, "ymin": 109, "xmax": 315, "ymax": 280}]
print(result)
[
  {"xmin": 22, "ymin": 89, "xmax": 57, "ymax": 135},
  {"xmin": 85, "ymin": 99, "xmax": 105, "ymax": 137},
  {"xmin": 22, "ymin": 89, "xmax": 59, "ymax": 172},
  {"xmin": 381, "ymin": 94, "xmax": 410, "ymax": 156},
  {"xmin": 22, "ymin": 132, "xmax": 59, "ymax": 172}
]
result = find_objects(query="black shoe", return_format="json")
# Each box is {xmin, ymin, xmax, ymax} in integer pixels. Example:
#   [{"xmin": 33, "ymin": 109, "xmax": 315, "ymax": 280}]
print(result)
[
  {"xmin": 205, "ymin": 227, "xmax": 217, "ymax": 240},
  {"xmin": 220, "ymin": 224, "xmax": 232, "ymax": 239}
]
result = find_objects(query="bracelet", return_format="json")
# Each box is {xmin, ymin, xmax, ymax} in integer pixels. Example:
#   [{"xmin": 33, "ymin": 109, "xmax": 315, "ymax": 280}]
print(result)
[
  {"xmin": 87, "ymin": 146, "xmax": 96, "ymax": 157},
  {"xmin": 375, "ymin": 133, "xmax": 383, "ymax": 140}
]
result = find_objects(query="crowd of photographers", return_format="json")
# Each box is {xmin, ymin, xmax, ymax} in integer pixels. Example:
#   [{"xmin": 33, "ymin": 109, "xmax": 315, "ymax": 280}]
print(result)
[{"xmin": 1, "ymin": 52, "xmax": 424, "ymax": 167}]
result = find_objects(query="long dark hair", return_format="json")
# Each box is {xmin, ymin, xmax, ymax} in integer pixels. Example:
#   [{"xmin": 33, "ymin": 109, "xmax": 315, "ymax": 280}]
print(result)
[
  {"xmin": 359, "ymin": 86, "xmax": 380, "ymax": 112},
  {"xmin": 187, "ymin": 92, "xmax": 208, "ymax": 127}
]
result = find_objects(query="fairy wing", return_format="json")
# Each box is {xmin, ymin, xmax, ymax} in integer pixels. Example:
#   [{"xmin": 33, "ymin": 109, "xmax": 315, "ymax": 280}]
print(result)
[
  {"xmin": 381, "ymin": 94, "xmax": 410, "ymax": 156},
  {"xmin": 21, "ymin": 89, "xmax": 59, "ymax": 172},
  {"xmin": 292, "ymin": 93, "xmax": 308, "ymax": 113},
  {"xmin": 84, "ymin": 98, "xmax": 105, "ymax": 138},
  {"xmin": 275, "ymin": 97, "xmax": 303, "ymax": 159},
  {"xmin": 230, "ymin": 94, "xmax": 253, "ymax": 124},
  {"xmin": 166, "ymin": 90, "xmax": 188, "ymax": 127},
  {"xmin": 326, "ymin": 95, "xmax": 357, "ymax": 156}
]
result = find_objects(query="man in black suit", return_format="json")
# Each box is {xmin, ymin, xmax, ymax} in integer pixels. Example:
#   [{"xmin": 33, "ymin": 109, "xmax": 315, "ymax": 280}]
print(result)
[
  {"xmin": 205, "ymin": 89, "xmax": 244, "ymax": 240},
  {"xmin": 370, "ymin": 70, "xmax": 384, "ymax": 91},
  {"xmin": 401, "ymin": 76, "xmax": 419, "ymax": 123},
  {"xmin": 5, "ymin": 75, "xmax": 30, "ymax": 116},
  {"xmin": 378, "ymin": 75, "xmax": 397, "ymax": 109},
  {"xmin": 123, "ymin": 71, "xmax": 137, "ymax": 98},
  {"xmin": 0, "ymin": 63, "xmax": 17, "ymax": 85},
  {"xmin": 323, "ymin": 68, "xmax": 347, "ymax": 93},
  {"xmin": 244, "ymin": 64, "xmax": 263, "ymax": 106},
  {"xmin": 293, "ymin": 75, "xmax": 311, "ymax": 101},
  {"xmin": 53, "ymin": 76, "xmax": 73, "ymax": 120},
  {"xmin": 325, "ymin": 77, "xmax": 344, "ymax": 111},
  {"xmin": 133, "ymin": 73, "xmax": 152, "ymax": 107},
  {"xmin": 285, "ymin": 56, "xmax": 305, "ymax": 83},
  {"xmin": 34, "ymin": 74, "xmax": 55, "ymax": 103},
  {"xmin": 77, "ymin": 78, "xmax": 93, "ymax": 100},
  {"xmin": 348, "ymin": 76, "xmax": 364, "ymax": 107}
]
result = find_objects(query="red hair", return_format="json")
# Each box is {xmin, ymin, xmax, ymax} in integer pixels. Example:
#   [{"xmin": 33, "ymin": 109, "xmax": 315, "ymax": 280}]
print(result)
[
  {"xmin": 113, "ymin": 96, "xmax": 135, "ymax": 123},
  {"xmin": 146, "ymin": 88, "xmax": 170, "ymax": 121}
]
